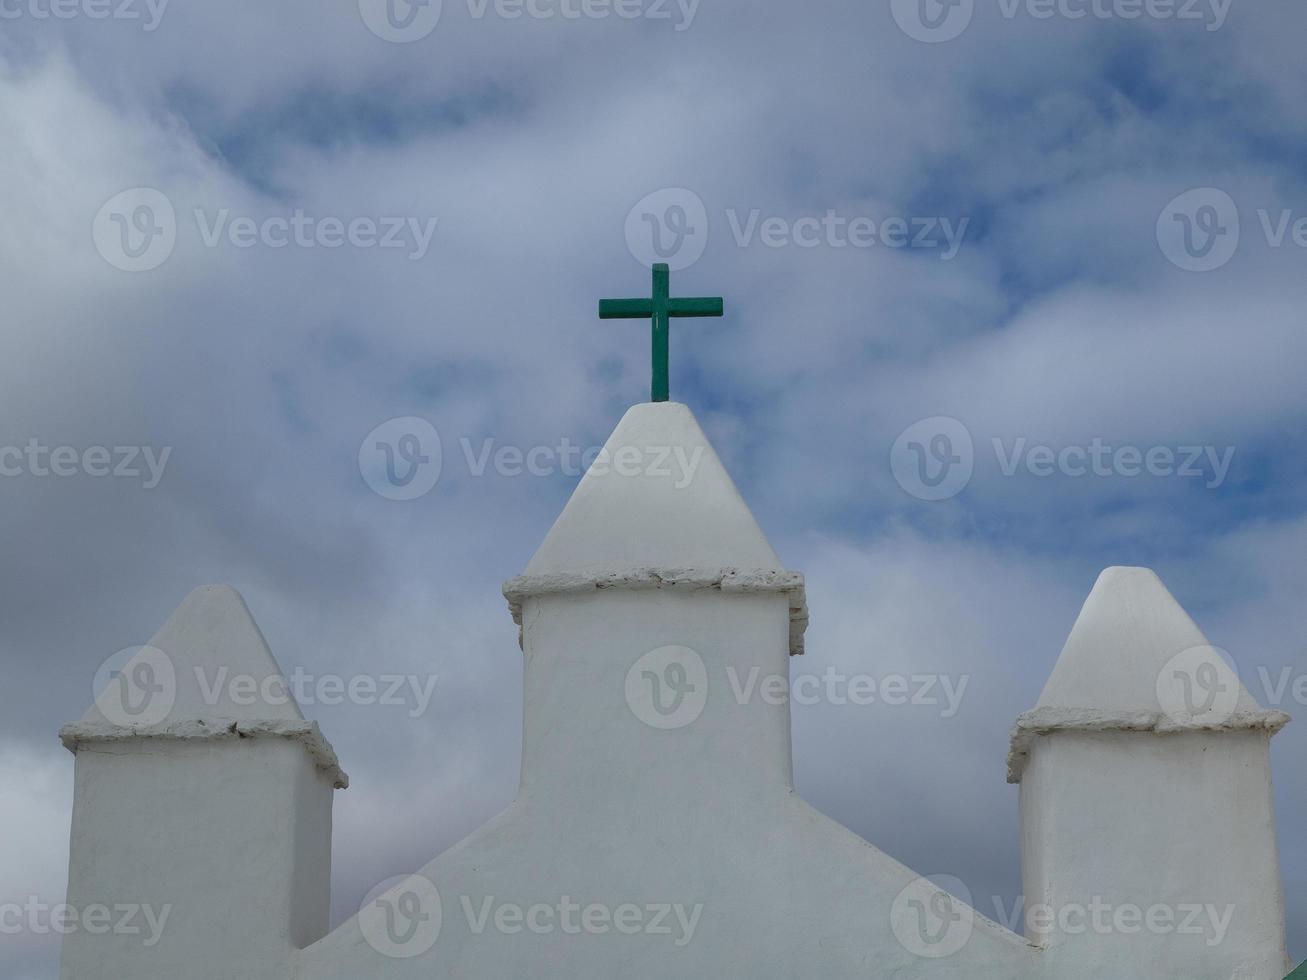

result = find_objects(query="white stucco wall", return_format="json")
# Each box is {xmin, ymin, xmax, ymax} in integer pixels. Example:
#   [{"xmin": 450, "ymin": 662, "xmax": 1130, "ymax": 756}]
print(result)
[
  {"xmin": 1021, "ymin": 731, "xmax": 1288, "ymax": 979},
  {"xmin": 299, "ymin": 587, "xmax": 1038, "ymax": 979},
  {"xmin": 59, "ymin": 737, "xmax": 334, "ymax": 980}
]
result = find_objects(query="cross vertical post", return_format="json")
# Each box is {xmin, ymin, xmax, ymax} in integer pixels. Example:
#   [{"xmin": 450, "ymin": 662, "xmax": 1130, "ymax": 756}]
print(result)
[
  {"xmin": 598, "ymin": 263, "xmax": 724, "ymax": 404},
  {"xmin": 651, "ymin": 263, "xmax": 670, "ymax": 402}
]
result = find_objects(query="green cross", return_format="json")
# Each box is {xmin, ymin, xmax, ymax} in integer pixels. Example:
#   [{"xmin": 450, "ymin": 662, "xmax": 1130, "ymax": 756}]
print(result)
[{"xmin": 598, "ymin": 263, "xmax": 724, "ymax": 403}]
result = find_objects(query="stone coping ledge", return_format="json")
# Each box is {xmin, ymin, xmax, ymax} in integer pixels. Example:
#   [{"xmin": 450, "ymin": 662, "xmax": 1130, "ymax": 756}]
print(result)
[
  {"xmin": 1006, "ymin": 705, "xmax": 1291, "ymax": 784},
  {"xmin": 503, "ymin": 566, "xmax": 809, "ymax": 656},
  {"xmin": 59, "ymin": 719, "xmax": 349, "ymax": 789}
]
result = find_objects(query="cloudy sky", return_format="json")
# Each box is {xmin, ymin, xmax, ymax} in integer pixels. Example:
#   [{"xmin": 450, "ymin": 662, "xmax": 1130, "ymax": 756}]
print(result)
[{"xmin": 4, "ymin": 0, "xmax": 1307, "ymax": 975}]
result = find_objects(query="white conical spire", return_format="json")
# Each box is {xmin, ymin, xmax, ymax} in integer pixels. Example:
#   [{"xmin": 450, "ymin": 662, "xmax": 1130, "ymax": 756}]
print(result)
[
  {"xmin": 507, "ymin": 401, "xmax": 806, "ymax": 655},
  {"xmin": 1009, "ymin": 566, "xmax": 1287, "ymax": 782},
  {"xmin": 1035, "ymin": 566, "xmax": 1262, "ymax": 715},
  {"xmin": 524, "ymin": 401, "xmax": 783, "ymax": 576},
  {"xmin": 81, "ymin": 584, "xmax": 303, "ymax": 726}
]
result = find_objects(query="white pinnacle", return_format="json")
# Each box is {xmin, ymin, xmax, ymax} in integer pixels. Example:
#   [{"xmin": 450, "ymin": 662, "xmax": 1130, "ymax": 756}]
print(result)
[
  {"xmin": 1035, "ymin": 566, "xmax": 1263, "ymax": 715},
  {"xmin": 524, "ymin": 401, "xmax": 783, "ymax": 576},
  {"xmin": 81, "ymin": 584, "xmax": 303, "ymax": 726}
]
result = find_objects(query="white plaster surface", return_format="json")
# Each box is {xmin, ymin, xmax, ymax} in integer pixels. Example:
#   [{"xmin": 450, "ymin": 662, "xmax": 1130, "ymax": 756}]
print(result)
[
  {"xmin": 299, "ymin": 587, "xmax": 1039, "ymax": 979},
  {"xmin": 59, "ymin": 737, "xmax": 335, "ymax": 980},
  {"xmin": 1033, "ymin": 566, "xmax": 1263, "ymax": 716},
  {"xmin": 524, "ymin": 402, "xmax": 784, "ymax": 575},
  {"xmin": 1020, "ymin": 731, "xmax": 1289, "ymax": 979},
  {"xmin": 81, "ymin": 583, "xmax": 303, "ymax": 726},
  {"xmin": 57, "ymin": 407, "xmax": 1294, "ymax": 980}
]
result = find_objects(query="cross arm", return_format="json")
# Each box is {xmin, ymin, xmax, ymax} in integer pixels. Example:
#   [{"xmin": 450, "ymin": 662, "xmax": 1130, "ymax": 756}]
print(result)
[
  {"xmin": 598, "ymin": 298, "xmax": 654, "ymax": 319},
  {"xmin": 667, "ymin": 297, "xmax": 724, "ymax": 318}
]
